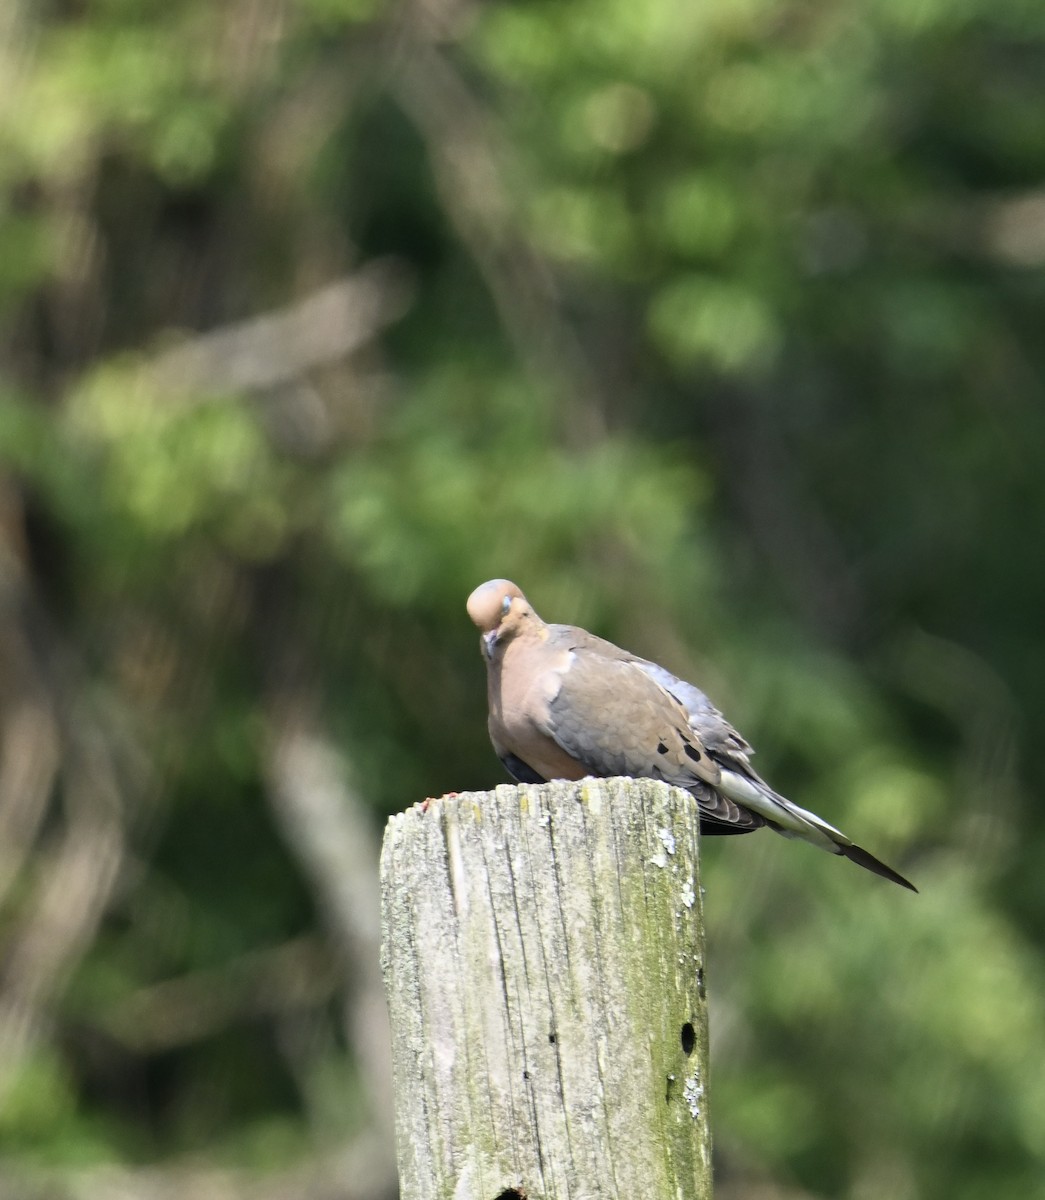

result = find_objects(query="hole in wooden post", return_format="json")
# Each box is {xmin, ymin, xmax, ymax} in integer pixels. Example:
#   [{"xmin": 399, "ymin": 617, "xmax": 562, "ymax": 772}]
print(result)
[
  {"xmin": 494, "ymin": 1190, "xmax": 526, "ymax": 1200},
  {"xmin": 548, "ymin": 1031, "xmax": 557, "ymax": 1044},
  {"xmin": 681, "ymin": 1021, "xmax": 696, "ymax": 1056}
]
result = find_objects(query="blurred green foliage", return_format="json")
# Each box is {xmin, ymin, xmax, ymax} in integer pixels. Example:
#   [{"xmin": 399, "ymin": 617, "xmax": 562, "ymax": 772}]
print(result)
[{"xmin": 0, "ymin": 0, "xmax": 1043, "ymax": 1197}]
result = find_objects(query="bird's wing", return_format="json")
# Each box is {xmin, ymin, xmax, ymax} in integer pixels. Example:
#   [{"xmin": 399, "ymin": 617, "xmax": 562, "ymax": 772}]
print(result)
[
  {"xmin": 500, "ymin": 620, "xmax": 915, "ymax": 889},
  {"xmin": 536, "ymin": 643, "xmax": 764, "ymax": 832}
]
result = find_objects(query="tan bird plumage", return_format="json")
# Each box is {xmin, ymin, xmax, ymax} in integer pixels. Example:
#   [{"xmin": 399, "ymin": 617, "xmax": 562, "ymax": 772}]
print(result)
[{"xmin": 466, "ymin": 579, "xmax": 916, "ymax": 890}]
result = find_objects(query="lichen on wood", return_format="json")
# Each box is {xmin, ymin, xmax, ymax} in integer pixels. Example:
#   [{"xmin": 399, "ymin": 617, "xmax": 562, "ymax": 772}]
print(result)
[{"xmin": 380, "ymin": 778, "xmax": 712, "ymax": 1200}]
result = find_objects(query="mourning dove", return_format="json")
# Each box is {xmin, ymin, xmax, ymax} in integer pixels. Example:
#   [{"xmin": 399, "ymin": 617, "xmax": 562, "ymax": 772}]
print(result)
[{"xmin": 466, "ymin": 579, "xmax": 916, "ymax": 891}]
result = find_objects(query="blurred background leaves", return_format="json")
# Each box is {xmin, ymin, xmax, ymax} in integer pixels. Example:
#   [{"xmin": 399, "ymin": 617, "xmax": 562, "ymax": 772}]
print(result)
[{"xmin": 0, "ymin": 0, "xmax": 1042, "ymax": 1196}]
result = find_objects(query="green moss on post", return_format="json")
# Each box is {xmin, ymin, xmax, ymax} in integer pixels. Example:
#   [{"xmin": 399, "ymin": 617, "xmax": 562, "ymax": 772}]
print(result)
[{"xmin": 380, "ymin": 779, "xmax": 712, "ymax": 1200}]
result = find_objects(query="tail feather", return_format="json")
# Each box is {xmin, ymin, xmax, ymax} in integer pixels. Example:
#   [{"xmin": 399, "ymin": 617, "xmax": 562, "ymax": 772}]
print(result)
[
  {"xmin": 717, "ymin": 768, "xmax": 918, "ymax": 891},
  {"xmin": 838, "ymin": 842, "xmax": 918, "ymax": 892}
]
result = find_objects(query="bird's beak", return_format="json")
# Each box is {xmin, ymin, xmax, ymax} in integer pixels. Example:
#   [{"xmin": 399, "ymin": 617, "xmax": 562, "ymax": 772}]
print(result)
[{"xmin": 482, "ymin": 629, "xmax": 500, "ymax": 659}]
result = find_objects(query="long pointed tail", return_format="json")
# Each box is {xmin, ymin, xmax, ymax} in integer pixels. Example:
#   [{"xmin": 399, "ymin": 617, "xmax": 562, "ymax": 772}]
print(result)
[
  {"xmin": 718, "ymin": 768, "xmax": 918, "ymax": 891},
  {"xmin": 838, "ymin": 842, "xmax": 918, "ymax": 891}
]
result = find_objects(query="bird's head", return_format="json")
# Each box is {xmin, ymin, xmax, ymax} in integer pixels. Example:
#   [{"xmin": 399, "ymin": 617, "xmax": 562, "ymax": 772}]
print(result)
[{"xmin": 466, "ymin": 579, "xmax": 540, "ymax": 659}]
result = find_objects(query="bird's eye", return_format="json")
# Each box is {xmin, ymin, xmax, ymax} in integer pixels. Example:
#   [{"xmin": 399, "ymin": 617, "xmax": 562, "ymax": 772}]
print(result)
[{"xmin": 501, "ymin": 594, "xmax": 512, "ymax": 617}]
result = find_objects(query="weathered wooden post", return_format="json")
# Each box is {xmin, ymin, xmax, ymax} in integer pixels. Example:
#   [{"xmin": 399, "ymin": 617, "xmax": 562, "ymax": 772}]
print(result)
[{"xmin": 380, "ymin": 778, "xmax": 712, "ymax": 1200}]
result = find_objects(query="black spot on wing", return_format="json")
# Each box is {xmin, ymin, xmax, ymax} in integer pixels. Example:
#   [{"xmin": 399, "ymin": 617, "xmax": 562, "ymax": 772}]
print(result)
[{"xmin": 684, "ymin": 742, "xmax": 702, "ymax": 763}]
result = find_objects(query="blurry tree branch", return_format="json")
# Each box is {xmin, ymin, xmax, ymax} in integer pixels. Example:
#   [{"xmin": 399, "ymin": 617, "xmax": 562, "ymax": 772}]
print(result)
[
  {"xmin": 886, "ymin": 626, "xmax": 1021, "ymax": 870},
  {"xmin": 100, "ymin": 934, "xmax": 338, "ymax": 1053},
  {"xmin": 707, "ymin": 392, "xmax": 870, "ymax": 646},
  {"xmin": 981, "ymin": 189, "xmax": 1045, "ymax": 267},
  {"xmin": 263, "ymin": 697, "xmax": 396, "ymax": 1180},
  {"xmin": 391, "ymin": 34, "xmax": 607, "ymax": 447},
  {"xmin": 0, "ymin": 498, "xmax": 133, "ymax": 1102},
  {"xmin": 150, "ymin": 259, "xmax": 415, "ymax": 399},
  {"xmin": 0, "ymin": 490, "xmax": 62, "ymax": 907}
]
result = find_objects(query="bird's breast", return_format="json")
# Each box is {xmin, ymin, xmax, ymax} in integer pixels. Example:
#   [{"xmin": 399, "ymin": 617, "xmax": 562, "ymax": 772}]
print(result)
[{"xmin": 487, "ymin": 645, "xmax": 586, "ymax": 781}]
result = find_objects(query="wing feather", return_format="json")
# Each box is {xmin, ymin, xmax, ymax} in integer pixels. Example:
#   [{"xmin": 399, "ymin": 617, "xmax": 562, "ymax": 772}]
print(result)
[{"xmin": 541, "ymin": 651, "xmax": 763, "ymax": 833}]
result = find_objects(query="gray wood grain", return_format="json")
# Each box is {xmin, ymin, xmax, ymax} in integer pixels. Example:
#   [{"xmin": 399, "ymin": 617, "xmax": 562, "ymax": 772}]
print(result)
[{"xmin": 380, "ymin": 778, "xmax": 711, "ymax": 1200}]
